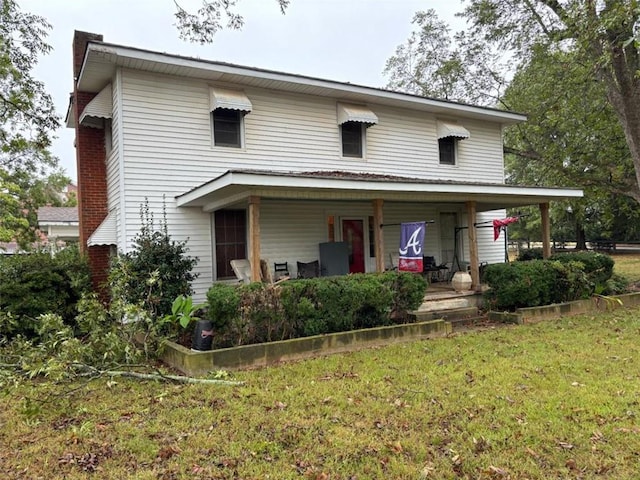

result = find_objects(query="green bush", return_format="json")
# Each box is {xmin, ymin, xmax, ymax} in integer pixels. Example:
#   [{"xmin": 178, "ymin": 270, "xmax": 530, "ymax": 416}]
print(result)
[
  {"xmin": 206, "ymin": 283, "xmax": 241, "ymax": 329},
  {"xmin": 483, "ymin": 259, "xmax": 596, "ymax": 311},
  {"xmin": 0, "ymin": 246, "xmax": 91, "ymax": 337},
  {"xmin": 516, "ymin": 248, "xmax": 544, "ymax": 261},
  {"xmin": 205, "ymin": 272, "xmax": 427, "ymax": 348},
  {"xmin": 379, "ymin": 271, "xmax": 428, "ymax": 322},
  {"xmin": 549, "ymin": 251, "xmax": 614, "ymax": 289},
  {"xmin": 108, "ymin": 201, "xmax": 198, "ymax": 320}
]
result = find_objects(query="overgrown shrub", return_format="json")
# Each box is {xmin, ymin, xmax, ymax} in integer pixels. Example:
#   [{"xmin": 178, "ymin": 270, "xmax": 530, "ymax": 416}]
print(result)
[
  {"xmin": 206, "ymin": 272, "xmax": 426, "ymax": 348},
  {"xmin": 0, "ymin": 246, "xmax": 91, "ymax": 337},
  {"xmin": 108, "ymin": 201, "xmax": 198, "ymax": 320}
]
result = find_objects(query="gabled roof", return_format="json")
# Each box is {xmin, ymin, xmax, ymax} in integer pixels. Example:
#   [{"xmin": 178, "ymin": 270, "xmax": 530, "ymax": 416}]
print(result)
[
  {"xmin": 37, "ymin": 207, "xmax": 79, "ymax": 224},
  {"xmin": 75, "ymin": 39, "xmax": 527, "ymax": 126}
]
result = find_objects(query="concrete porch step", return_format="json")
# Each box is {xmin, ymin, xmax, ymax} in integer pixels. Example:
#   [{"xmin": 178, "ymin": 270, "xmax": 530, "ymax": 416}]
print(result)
[
  {"xmin": 411, "ymin": 306, "xmax": 480, "ymax": 322},
  {"xmin": 418, "ymin": 291, "xmax": 483, "ymax": 313}
]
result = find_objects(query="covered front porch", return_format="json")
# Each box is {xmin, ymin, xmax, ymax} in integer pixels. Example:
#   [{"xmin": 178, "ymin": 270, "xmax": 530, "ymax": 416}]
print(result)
[{"xmin": 176, "ymin": 169, "xmax": 583, "ymax": 291}]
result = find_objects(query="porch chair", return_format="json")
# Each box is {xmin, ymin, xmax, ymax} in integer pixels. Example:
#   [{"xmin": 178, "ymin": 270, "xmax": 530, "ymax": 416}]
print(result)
[
  {"xmin": 297, "ymin": 260, "xmax": 320, "ymax": 279},
  {"xmin": 230, "ymin": 259, "xmax": 252, "ymax": 284},
  {"xmin": 274, "ymin": 261, "xmax": 290, "ymax": 280}
]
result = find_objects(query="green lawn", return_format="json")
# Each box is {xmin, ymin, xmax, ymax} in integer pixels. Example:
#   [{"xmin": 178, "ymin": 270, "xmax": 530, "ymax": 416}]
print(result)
[
  {"xmin": 612, "ymin": 252, "xmax": 640, "ymax": 284},
  {"xmin": 3, "ymin": 306, "xmax": 640, "ymax": 479}
]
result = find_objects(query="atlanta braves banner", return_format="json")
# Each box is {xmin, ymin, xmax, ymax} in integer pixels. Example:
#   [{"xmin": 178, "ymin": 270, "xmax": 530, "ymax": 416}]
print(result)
[{"xmin": 398, "ymin": 222, "xmax": 426, "ymax": 272}]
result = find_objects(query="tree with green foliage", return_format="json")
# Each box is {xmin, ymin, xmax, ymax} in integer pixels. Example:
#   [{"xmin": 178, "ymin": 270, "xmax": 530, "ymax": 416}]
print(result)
[
  {"xmin": 0, "ymin": 0, "xmax": 69, "ymax": 247},
  {"xmin": 385, "ymin": 7, "xmax": 640, "ymax": 244},
  {"xmin": 461, "ymin": 0, "xmax": 640, "ymax": 203},
  {"xmin": 502, "ymin": 45, "xmax": 633, "ymax": 245},
  {"xmin": 109, "ymin": 201, "xmax": 199, "ymax": 320},
  {"xmin": 384, "ymin": 9, "xmax": 510, "ymax": 106}
]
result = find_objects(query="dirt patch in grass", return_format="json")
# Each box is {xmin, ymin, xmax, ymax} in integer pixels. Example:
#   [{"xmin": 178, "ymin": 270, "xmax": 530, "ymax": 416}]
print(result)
[{"xmin": 3, "ymin": 307, "xmax": 640, "ymax": 479}]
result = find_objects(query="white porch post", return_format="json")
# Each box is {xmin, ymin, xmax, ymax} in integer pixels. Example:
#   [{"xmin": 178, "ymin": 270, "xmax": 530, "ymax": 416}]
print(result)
[
  {"xmin": 248, "ymin": 195, "xmax": 261, "ymax": 282},
  {"xmin": 466, "ymin": 201, "xmax": 480, "ymax": 291},
  {"xmin": 373, "ymin": 199, "xmax": 385, "ymax": 272},
  {"xmin": 540, "ymin": 202, "xmax": 551, "ymax": 259}
]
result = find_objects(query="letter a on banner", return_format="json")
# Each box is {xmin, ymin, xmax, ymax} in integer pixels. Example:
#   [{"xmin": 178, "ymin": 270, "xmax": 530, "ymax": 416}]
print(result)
[{"xmin": 398, "ymin": 222, "xmax": 426, "ymax": 272}]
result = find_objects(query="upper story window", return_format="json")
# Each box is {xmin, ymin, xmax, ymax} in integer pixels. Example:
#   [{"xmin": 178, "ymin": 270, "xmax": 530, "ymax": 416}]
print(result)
[
  {"xmin": 437, "ymin": 121, "xmax": 470, "ymax": 166},
  {"xmin": 213, "ymin": 109, "xmax": 242, "ymax": 147},
  {"xmin": 341, "ymin": 122, "xmax": 363, "ymax": 157},
  {"xmin": 210, "ymin": 87, "xmax": 252, "ymax": 149},
  {"xmin": 337, "ymin": 103, "xmax": 378, "ymax": 158}
]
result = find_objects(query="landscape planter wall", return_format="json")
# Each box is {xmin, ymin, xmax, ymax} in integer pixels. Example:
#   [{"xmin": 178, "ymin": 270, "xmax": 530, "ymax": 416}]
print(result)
[
  {"xmin": 161, "ymin": 319, "xmax": 452, "ymax": 376},
  {"xmin": 488, "ymin": 292, "xmax": 640, "ymax": 325}
]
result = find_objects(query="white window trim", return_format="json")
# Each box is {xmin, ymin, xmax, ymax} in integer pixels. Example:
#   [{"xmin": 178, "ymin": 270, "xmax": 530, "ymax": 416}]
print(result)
[
  {"xmin": 340, "ymin": 122, "xmax": 367, "ymax": 159},
  {"xmin": 211, "ymin": 109, "xmax": 247, "ymax": 150}
]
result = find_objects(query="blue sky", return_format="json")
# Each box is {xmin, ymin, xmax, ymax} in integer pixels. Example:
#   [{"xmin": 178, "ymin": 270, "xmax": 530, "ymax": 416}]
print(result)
[{"xmin": 21, "ymin": 0, "xmax": 465, "ymax": 182}]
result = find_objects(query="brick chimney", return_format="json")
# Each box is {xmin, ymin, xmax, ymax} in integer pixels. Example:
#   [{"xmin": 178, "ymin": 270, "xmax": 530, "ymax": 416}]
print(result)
[{"xmin": 72, "ymin": 31, "xmax": 111, "ymax": 296}]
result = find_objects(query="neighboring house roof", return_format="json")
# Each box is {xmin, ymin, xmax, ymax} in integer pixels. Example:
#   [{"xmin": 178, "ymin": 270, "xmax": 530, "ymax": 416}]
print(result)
[
  {"xmin": 67, "ymin": 40, "xmax": 527, "ymax": 127},
  {"xmin": 176, "ymin": 169, "xmax": 583, "ymax": 213},
  {"xmin": 37, "ymin": 206, "xmax": 79, "ymax": 224}
]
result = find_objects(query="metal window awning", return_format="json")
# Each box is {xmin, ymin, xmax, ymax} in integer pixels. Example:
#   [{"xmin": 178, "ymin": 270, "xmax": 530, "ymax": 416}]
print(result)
[
  {"xmin": 437, "ymin": 121, "xmax": 470, "ymax": 139},
  {"xmin": 79, "ymin": 83, "xmax": 112, "ymax": 129},
  {"xmin": 87, "ymin": 210, "xmax": 117, "ymax": 246},
  {"xmin": 210, "ymin": 87, "xmax": 252, "ymax": 112},
  {"xmin": 337, "ymin": 103, "xmax": 378, "ymax": 126},
  {"xmin": 80, "ymin": 84, "xmax": 113, "ymax": 128}
]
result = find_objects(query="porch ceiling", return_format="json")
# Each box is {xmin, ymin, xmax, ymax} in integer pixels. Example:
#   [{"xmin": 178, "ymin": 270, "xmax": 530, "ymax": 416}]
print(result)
[{"xmin": 175, "ymin": 170, "xmax": 583, "ymax": 213}]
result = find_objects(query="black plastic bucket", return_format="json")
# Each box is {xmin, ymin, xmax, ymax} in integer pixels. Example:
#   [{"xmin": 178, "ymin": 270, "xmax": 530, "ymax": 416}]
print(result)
[{"xmin": 191, "ymin": 319, "xmax": 214, "ymax": 351}]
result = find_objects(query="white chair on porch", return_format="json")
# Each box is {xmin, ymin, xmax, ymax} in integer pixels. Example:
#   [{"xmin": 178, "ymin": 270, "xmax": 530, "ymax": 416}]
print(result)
[{"xmin": 230, "ymin": 259, "xmax": 252, "ymax": 284}]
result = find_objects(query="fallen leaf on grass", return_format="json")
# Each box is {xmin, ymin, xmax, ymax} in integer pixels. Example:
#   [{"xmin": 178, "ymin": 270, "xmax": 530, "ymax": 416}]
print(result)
[
  {"xmin": 157, "ymin": 445, "xmax": 181, "ymax": 461},
  {"xmin": 265, "ymin": 401, "xmax": 287, "ymax": 411},
  {"xmin": 557, "ymin": 441, "xmax": 574, "ymax": 450},
  {"xmin": 485, "ymin": 465, "xmax": 510, "ymax": 478},
  {"xmin": 388, "ymin": 441, "xmax": 403, "ymax": 453},
  {"xmin": 525, "ymin": 447, "xmax": 540, "ymax": 458},
  {"xmin": 420, "ymin": 463, "xmax": 436, "ymax": 478}
]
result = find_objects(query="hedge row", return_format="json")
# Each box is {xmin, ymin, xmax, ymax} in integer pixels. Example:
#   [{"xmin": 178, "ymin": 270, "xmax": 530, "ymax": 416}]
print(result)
[
  {"xmin": 206, "ymin": 272, "xmax": 427, "ymax": 348},
  {"xmin": 484, "ymin": 251, "xmax": 620, "ymax": 311}
]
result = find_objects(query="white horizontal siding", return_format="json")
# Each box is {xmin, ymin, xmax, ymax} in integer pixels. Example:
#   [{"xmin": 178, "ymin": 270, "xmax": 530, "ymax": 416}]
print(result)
[
  {"xmin": 116, "ymin": 69, "xmax": 511, "ymax": 300},
  {"xmin": 476, "ymin": 210, "xmax": 508, "ymax": 264},
  {"xmin": 119, "ymin": 69, "xmax": 507, "ymax": 191}
]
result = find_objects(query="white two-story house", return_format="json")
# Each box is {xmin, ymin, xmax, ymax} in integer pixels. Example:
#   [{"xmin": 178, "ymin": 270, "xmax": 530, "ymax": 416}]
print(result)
[{"xmin": 67, "ymin": 31, "xmax": 582, "ymax": 299}]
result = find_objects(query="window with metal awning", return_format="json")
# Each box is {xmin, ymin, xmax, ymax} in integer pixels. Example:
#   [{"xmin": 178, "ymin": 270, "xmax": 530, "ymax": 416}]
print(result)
[
  {"xmin": 336, "ymin": 103, "xmax": 378, "ymax": 126},
  {"xmin": 336, "ymin": 103, "xmax": 378, "ymax": 158},
  {"xmin": 79, "ymin": 84, "xmax": 113, "ymax": 129},
  {"xmin": 87, "ymin": 210, "xmax": 117, "ymax": 247},
  {"xmin": 436, "ymin": 121, "xmax": 470, "ymax": 140},
  {"xmin": 436, "ymin": 121, "xmax": 470, "ymax": 166},
  {"xmin": 209, "ymin": 88, "xmax": 252, "ymax": 112},
  {"xmin": 209, "ymin": 88, "xmax": 252, "ymax": 148}
]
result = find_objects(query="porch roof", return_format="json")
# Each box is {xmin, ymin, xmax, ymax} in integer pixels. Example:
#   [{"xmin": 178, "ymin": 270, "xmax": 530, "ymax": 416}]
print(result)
[{"xmin": 175, "ymin": 169, "xmax": 583, "ymax": 212}]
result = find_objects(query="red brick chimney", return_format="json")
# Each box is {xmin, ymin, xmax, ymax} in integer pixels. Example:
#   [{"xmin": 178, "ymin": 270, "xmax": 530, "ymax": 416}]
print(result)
[{"xmin": 72, "ymin": 31, "xmax": 111, "ymax": 296}]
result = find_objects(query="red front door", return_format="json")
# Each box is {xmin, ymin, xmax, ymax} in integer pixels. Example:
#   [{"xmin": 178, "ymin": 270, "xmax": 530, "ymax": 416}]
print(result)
[{"xmin": 342, "ymin": 219, "xmax": 365, "ymax": 273}]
